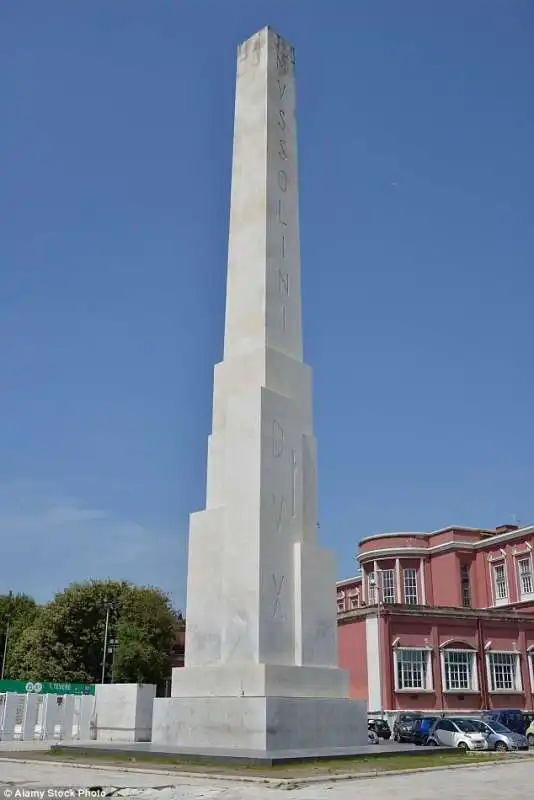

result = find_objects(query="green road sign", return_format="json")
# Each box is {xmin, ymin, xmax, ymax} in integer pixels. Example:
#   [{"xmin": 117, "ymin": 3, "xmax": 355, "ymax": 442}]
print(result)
[{"xmin": 0, "ymin": 679, "xmax": 95, "ymax": 695}]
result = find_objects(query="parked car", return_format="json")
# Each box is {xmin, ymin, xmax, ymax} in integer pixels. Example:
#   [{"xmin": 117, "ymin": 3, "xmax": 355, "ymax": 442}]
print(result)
[
  {"xmin": 368, "ymin": 718, "xmax": 391, "ymax": 740},
  {"xmin": 482, "ymin": 709, "xmax": 526, "ymax": 735},
  {"xmin": 427, "ymin": 717, "xmax": 488, "ymax": 751},
  {"xmin": 368, "ymin": 727, "xmax": 380, "ymax": 744},
  {"xmin": 412, "ymin": 716, "xmax": 440, "ymax": 746},
  {"xmin": 393, "ymin": 713, "xmax": 422, "ymax": 743},
  {"xmin": 475, "ymin": 719, "xmax": 528, "ymax": 751},
  {"xmin": 525, "ymin": 720, "xmax": 534, "ymax": 747}
]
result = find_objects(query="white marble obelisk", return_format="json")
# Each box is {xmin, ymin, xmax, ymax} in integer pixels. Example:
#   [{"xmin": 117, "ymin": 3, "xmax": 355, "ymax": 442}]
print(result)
[{"xmin": 152, "ymin": 27, "xmax": 367, "ymax": 755}]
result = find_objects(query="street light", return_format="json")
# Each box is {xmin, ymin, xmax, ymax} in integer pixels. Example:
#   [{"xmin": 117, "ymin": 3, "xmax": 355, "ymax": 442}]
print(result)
[
  {"xmin": 1, "ymin": 590, "xmax": 13, "ymax": 681},
  {"xmin": 101, "ymin": 599, "xmax": 113, "ymax": 684},
  {"xmin": 108, "ymin": 637, "xmax": 118, "ymax": 684}
]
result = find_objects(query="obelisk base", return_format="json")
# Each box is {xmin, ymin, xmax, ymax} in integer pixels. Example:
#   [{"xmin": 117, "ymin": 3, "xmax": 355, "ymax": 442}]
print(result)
[{"xmin": 151, "ymin": 695, "xmax": 367, "ymax": 752}]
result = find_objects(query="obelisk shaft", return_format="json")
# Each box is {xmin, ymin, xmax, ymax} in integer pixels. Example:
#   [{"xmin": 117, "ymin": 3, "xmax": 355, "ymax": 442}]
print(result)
[{"xmin": 224, "ymin": 28, "xmax": 303, "ymax": 363}]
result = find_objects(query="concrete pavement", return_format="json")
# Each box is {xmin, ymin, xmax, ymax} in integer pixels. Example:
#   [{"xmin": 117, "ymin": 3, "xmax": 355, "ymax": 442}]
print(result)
[{"xmin": 0, "ymin": 757, "xmax": 532, "ymax": 798}]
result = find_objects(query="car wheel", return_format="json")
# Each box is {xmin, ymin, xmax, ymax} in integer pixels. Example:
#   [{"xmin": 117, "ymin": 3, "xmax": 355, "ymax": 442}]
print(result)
[
  {"xmin": 495, "ymin": 741, "xmax": 508, "ymax": 752},
  {"xmin": 457, "ymin": 741, "xmax": 469, "ymax": 751},
  {"xmin": 528, "ymin": 734, "xmax": 534, "ymax": 747},
  {"xmin": 427, "ymin": 739, "xmax": 438, "ymax": 747}
]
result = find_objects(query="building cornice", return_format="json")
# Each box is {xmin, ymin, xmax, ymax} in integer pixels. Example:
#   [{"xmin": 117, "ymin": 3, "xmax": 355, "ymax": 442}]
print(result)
[
  {"xmin": 337, "ymin": 575, "xmax": 361, "ymax": 587},
  {"xmin": 357, "ymin": 524, "xmax": 534, "ymax": 564},
  {"xmin": 337, "ymin": 603, "xmax": 534, "ymax": 626}
]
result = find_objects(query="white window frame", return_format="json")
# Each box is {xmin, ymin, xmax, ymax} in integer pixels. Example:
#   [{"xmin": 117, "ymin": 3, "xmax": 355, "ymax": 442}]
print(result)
[
  {"xmin": 486, "ymin": 650, "xmax": 522, "ymax": 693},
  {"xmin": 381, "ymin": 569, "xmax": 395, "ymax": 604},
  {"xmin": 528, "ymin": 650, "xmax": 534, "ymax": 694},
  {"xmin": 367, "ymin": 572, "xmax": 377, "ymax": 605},
  {"xmin": 492, "ymin": 562, "xmax": 508, "ymax": 606},
  {"xmin": 393, "ymin": 647, "xmax": 433, "ymax": 692},
  {"xmin": 517, "ymin": 556, "xmax": 534, "ymax": 600},
  {"xmin": 441, "ymin": 649, "xmax": 478, "ymax": 692},
  {"xmin": 459, "ymin": 563, "xmax": 471, "ymax": 608},
  {"xmin": 403, "ymin": 568, "xmax": 418, "ymax": 605}
]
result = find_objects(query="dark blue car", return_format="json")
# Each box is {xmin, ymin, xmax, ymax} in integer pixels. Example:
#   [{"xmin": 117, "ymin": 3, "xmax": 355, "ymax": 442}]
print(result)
[
  {"xmin": 412, "ymin": 716, "xmax": 440, "ymax": 745},
  {"xmin": 482, "ymin": 709, "xmax": 526, "ymax": 735}
]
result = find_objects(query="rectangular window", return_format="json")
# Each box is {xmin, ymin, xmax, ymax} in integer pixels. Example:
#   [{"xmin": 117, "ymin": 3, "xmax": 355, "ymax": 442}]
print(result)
[
  {"xmin": 518, "ymin": 557, "xmax": 533, "ymax": 597},
  {"xmin": 348, "ymin": 594, "xmax": 359, "ymax": 609},
  {"xmin": 403, "ymin": 568, "xmax": 418, "ymax": 605},
  {"xmin": 381, "ymin": 569, "xmax": 395, "ymax": 604},
  {"xmin": 460, "ymin": 563, "xmax": 471, "ymax": 608},
  {"xmin": 493, "ymin": 563, "xmax": 508, "ymax": 602},
  {"xmin": 488, "ymin": 652, "xmax": 519, "ymax": 692},
  {"xmin": 443, "ymin": 650, "xmax": 474, "ymax": 691},
  {"xmin": 367, "ymin": 572, "xmax": 377, "ymax": 605},
  {"xmin": 396, "ymin": 649, "xmax": 427, "ymax": 690}
]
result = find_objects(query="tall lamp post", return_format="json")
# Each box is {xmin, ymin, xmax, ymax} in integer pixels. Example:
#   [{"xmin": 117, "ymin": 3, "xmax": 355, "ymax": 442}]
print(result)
[
  {"xmin": 109, "ymin": 637, "xmax": 118, "ymax": 684},
  {"xmin": 101, "ymin": 599, "xmax": 113, "ymax": 684},
  {"xmin": 1, "ymin": 590, "xmax": 13, "ymax": 681}
]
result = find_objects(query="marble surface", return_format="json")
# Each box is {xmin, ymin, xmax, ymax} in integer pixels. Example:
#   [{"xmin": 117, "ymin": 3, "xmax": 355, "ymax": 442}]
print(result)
[
  {"xmin": 152, "ymin": 27, "xmax": 366, "ymax": 752},
  {"xmin": 95, "ymin": 683, "xmax": 156, "ymax": 742}
]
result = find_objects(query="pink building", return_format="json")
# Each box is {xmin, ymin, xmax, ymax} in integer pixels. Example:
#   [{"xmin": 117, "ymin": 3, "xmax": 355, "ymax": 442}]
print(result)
[{"xmin": 337, "ymin": 523, "xmax": 534, "ymax": 714}]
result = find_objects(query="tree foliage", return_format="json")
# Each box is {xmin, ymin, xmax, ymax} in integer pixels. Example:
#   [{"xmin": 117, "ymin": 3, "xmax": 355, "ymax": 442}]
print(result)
[
  {"xmin": 0, "ymin": 593, "xmax": 40, "ymax": 675},
  {"xmin": 5, "ymin": 580, "xmax": 179, "ymax": 684}
]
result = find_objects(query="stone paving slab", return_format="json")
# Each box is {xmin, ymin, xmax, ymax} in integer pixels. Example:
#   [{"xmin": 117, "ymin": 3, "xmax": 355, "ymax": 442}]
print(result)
[{"xmin": 0, "ymin": 758, "xmax": 533, "ymax": 798}]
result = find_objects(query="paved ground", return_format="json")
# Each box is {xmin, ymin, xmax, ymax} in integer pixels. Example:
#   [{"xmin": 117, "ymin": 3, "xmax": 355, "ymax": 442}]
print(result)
[{"xmin": 0, "ymin": 758, "xmax": 532, "ymax": 798}]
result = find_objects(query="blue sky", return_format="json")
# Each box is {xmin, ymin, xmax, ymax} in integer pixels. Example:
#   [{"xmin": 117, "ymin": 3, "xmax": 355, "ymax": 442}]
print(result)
[{"xmin": 1, "ymin": 1, "xmax": 532, "ymax": 609}]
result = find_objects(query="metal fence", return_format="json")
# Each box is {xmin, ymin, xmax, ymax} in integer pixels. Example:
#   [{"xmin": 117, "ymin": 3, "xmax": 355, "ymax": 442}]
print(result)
[{"xmin": 0, "ymin": 692, "xmax": 95, "ymax": 741}]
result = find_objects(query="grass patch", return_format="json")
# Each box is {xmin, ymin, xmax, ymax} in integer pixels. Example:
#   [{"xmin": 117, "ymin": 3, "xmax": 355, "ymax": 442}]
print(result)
[{"xmin": 0, "ymin": 748, "xmax": 515, "ymax": 779}]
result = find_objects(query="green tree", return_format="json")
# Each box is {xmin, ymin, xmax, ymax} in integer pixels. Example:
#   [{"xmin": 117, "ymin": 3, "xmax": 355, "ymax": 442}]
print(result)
[
  {"xmin": 6, "ymin": 580, "xmax": 177, "ymax": 684},
  {"xmin": 0, "ymin": 592, "xmax": 40, "ymax": 678}
]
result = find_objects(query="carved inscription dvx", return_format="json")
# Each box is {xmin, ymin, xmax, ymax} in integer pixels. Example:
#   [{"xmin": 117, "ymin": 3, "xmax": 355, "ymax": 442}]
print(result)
[{"xmin": 271, "ymin": 420, "xmax": 297, "ymax": 536}]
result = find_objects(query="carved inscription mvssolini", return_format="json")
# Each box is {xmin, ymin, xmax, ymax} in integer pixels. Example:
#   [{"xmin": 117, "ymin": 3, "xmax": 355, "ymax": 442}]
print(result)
[{"xmin": 275, "ymin": 45, "xmax": 291, "ymax": 334}]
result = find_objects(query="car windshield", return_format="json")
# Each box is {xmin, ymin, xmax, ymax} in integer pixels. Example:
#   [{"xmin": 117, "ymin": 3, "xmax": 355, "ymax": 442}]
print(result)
[
  {"xmin": 489, "ymin": 721, "xmax": 512, "ymax": 734},
  {"xmin": 453, "ymin": 719, "xmax": 480, "ymax": 733}
]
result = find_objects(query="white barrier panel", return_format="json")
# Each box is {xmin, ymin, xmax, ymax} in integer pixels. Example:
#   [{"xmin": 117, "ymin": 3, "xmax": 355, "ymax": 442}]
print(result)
[
  {"xmin": 0, "ymin": 693, "xmax": 95, "ymax": 741},
  {"xmin": 60, "ymin": 695, "xmax": 75, "ymax": 741},
  {"xmin": 21, "ymin": 693, "xmax": 39, "ymax": 740},
  {"xmin": 42, "ymin": 694, "xmax": 60, "ymax": 740},
  {"xmin": 77, "ymin": 694, "xmax": 93, "ymax": 740},
  {"xmin": 0, "ymin": 694, "xmax": 24, "ymax": 740}
]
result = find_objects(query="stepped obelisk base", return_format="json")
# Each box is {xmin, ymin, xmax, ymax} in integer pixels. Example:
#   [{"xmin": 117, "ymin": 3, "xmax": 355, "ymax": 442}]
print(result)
[{"xmin": 152, "ymin": 695, "xmax": 367, "ymax": 753}]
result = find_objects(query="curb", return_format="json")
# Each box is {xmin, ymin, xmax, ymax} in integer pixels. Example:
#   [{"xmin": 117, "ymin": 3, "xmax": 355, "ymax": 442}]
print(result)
[
  {"xmin": 0, "ymin": 758, "xmax": 272, "ymax": 786},
  {"xmin": 275, "ymin": 755, "xmax": 531, "ymax": 788}
]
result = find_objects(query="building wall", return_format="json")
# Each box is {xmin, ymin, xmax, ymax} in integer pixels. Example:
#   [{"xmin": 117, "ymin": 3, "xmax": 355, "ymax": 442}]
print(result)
[
  {"xmin": 339, "ymin": 607, "xmax": 534, "ymax": 713},
  {"xmin": 338, "ymin": 615, "xmax": 367, "ymax": 700},
  {"xmin": 430, "ymin": 552, "xmax": 461, "ymax": 607}
]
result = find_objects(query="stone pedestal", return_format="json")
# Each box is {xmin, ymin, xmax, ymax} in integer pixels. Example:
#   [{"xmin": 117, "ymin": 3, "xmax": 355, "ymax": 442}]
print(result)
[
  {"xmin": 95, "ymin": 684, "xmax": 156, "ymax": 743},
  {"xmin": 152, "ymin": 696, "xmax": 367, "ymax": 752},
  {"xmin": 152, "ymin": 27, "xmax": 367, "ymax": 756}
]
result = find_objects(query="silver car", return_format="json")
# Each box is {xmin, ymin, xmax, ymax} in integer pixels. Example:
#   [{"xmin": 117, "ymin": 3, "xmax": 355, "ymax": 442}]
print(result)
[{"xmin": 476, "ymin": 719, "xmax": 529, "ymax": 751}]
